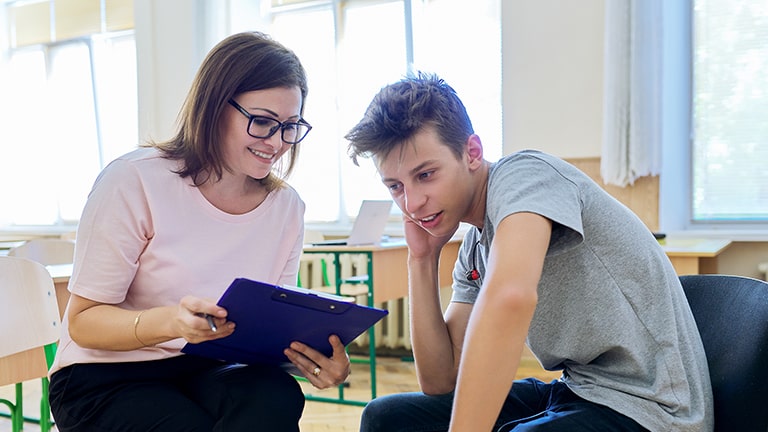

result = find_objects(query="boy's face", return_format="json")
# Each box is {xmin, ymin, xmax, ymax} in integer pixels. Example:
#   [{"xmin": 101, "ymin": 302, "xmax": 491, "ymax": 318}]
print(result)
[{"xmin": 376, "ymin": 126, "xmax": 480, "ymax": 237}]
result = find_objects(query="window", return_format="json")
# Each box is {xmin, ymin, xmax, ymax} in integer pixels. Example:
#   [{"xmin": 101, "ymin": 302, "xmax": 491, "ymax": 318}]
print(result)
[
  {"xmin": 661, "ymin": 0, "xmax": 768, "ymax": 234},
  {"xmin": 0, "ymin": 0, "xmax": 499, "ymax": 227},
  {"xmin": 267, "ymin": 0, "xmax": 502, "ymax": 222},
  {"xmin": 690, "ymin": 0, "xmax": 768, "ymax": 224},
  {"xmin": 0, "ymin": 0, "xmax": 136, "ymax": 227}
]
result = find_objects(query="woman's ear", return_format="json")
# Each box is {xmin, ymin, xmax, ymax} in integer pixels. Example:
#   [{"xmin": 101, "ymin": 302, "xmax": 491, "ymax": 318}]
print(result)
[{"xmin": 466, "ymin": 134, "xmax": 484, "ymax": 169}]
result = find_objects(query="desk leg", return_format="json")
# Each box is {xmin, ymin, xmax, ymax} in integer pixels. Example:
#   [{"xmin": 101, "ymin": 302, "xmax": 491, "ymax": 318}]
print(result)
[
  {"xmin": 364, "ymin": 253, "xmax": 376, "ymax": 400},
  {"xmin": 343, "ymin": 252, "xmax": 377, "ymax": 401},
  {"xmin": 302, "ymin": 251, "xmax": 375, "ymax": 407}
]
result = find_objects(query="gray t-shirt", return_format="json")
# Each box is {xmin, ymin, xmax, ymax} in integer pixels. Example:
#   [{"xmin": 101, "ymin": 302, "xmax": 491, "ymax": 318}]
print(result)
[{"xmin": 452, "ymin": 150, "xmax": 713, "ymax": 432}]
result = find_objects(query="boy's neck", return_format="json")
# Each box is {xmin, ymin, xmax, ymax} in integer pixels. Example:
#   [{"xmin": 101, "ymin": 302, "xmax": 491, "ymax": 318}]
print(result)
[{"xmin": 463, "ymin": 160, "xmax": 491, "ymax": 229}]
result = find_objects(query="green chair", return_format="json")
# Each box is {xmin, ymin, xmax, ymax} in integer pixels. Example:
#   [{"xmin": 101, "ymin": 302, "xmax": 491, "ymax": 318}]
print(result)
[{"xmin": 0, "ymin": 256, "xmax": 61, "ymax": 432}]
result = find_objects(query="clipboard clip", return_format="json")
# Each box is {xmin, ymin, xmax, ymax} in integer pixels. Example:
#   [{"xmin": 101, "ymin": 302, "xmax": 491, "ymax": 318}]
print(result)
[{"xmin": 271, "ymin": 288, "xmax": 352, "ymax": 314}]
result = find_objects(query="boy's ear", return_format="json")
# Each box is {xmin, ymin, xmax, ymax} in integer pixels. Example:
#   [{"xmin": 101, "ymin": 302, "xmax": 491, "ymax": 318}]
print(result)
[{"xmin": 466, "ymin": 134, "xmax": 484, "ymax": 168}]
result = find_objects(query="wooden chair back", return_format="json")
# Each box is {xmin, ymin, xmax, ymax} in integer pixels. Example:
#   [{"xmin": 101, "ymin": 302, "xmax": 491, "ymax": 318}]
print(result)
[{"xmin": 0, "ymin": 256, "xmax": 61, "ymax": 386}]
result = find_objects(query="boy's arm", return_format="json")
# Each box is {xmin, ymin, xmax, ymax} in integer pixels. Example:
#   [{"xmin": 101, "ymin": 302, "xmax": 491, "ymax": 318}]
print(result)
[
  {"xmin": 403, "ymin": 215, "xmax": 471, "ymax": 394},
  {"xmin": 408, "ymin": 252, "xmax": 473, "ymax": 394},
  {"xmin": 449, "ymin": 212, "xmax": 552, "ymax": 432}
]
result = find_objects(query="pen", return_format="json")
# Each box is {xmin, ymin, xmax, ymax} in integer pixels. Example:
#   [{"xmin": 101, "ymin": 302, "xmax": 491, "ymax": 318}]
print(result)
[
  {"xmin": 205, "ymin": 314, "xmax": 217, "ymax": 332},
  {"xmin": 196, "ymin": 313, "xmax": 217, "ymax": 332}
]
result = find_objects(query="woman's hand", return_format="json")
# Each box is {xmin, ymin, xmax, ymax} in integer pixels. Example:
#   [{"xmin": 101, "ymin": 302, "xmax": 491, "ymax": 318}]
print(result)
[
  {"xmin": 174, "ymin": 295, "xmax": 235, "ymax": 344},
  {"xmin": 284, "ymin": 335, "xmax": 351, "ymax": 389}
]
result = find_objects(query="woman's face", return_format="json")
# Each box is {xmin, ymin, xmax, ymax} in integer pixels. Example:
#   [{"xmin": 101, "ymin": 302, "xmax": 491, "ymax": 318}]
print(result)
[{"xmin": 220, "ymin": 86, "xmax": 303, "ymax": 182}]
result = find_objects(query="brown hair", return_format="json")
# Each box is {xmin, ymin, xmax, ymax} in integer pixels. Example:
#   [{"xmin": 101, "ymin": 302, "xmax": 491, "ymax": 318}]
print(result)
[
  {"xmin": 345, "ymin": 72, "xmax": 473, "ymax": 165},
  {"xmin": 150, "ymin": 31, "xmax": 308, "ymax": 191}
]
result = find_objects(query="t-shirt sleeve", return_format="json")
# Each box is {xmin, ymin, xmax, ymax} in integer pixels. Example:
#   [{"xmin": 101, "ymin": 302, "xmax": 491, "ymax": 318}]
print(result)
[
  {"xmin": 70, "ymin": 158, "xmax": 153, "ymax": 304},
  {"xmin": 487, "ymin": 153, "xmax": 584, "ymax": 256}
]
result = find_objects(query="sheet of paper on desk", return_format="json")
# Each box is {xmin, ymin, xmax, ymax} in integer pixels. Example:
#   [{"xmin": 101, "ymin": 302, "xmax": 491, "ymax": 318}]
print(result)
[{"xmin": 181, "ymin": 278, "xmax": 388, "ymax": 368}]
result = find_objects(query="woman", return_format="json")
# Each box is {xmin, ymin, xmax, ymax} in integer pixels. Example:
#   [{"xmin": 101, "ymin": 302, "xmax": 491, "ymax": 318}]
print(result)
[{"xmin": 48, "ymin": 31, "xmax": 350, "ymax": 431}]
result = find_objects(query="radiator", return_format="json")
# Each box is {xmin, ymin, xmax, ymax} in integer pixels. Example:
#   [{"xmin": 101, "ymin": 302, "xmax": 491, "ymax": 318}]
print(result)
[{"xmin": 299, "ymin": 253, "xmax": 411, "ymax": 351}]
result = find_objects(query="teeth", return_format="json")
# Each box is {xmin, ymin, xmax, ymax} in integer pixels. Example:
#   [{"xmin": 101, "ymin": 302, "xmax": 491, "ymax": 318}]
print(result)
[
  {"xmin": 249, "ymin": 148, "xmax": 273, "ymax": 159},
  {"xmin": 421, "ymin": 214, "xmax": 437, "ymax": 222}
]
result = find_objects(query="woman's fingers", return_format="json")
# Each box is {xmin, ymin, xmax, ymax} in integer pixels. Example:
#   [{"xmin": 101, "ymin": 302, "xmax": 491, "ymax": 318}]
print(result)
[{"xmin": 285, "ymin": 336, "xmax": 351, "ymax": 389}]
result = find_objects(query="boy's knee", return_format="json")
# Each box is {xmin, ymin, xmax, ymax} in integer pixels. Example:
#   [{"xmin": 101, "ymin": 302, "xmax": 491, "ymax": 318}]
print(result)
[{"xmin": 360, "ymin": 397, "xmax": 397, "ymax": 432}]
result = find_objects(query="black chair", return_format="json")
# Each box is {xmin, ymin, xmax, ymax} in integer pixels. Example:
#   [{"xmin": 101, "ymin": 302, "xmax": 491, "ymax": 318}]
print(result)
[{"xmin": 679, "ymin": 274, "xmax": 768, "ymax": 432}]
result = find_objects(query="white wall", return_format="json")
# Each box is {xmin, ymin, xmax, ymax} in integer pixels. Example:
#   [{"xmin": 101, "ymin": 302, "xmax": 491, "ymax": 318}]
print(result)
[
  {"xmin": 501, "ymin": 0, "xmax": 605, "ymax": 158},
  {"xmin": 134, "ymin": 0, "xmax": 232, "ymax": 143}
]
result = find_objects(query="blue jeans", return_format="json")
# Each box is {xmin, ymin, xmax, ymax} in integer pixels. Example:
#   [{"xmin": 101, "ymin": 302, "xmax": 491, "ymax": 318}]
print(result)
[{"xmin": 360, "ymin": 378, "xmax": 648, "ymax": 432}]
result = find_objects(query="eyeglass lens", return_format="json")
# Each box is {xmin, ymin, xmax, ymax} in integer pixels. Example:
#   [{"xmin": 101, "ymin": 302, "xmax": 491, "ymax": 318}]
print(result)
[{"xmin": 249, "ymin": 116, "xmax": 310, "ymax": 144}]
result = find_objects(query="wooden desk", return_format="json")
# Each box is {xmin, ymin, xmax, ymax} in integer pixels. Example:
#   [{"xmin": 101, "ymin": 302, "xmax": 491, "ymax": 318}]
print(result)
[
  {"xmin": 46, "ymin": 263, "xmax": 73, "ymax": 320},
  {"xmin": 34, "ymin": 239, "xmax": 463, "ymax": 315},
  {"xmin": 661, "ymin": 238, "xmax": 732, "ymax": 275},
  {"xmin": 303, "ymin": 238, "xmax": 460, "ymax": 303},
  {"xmin": 19, "ymin": 237, "xmax": 727, "ymax": 320},
  {"xmin": 301, "ymin": 238, "xmax": 460, "ymax": 405}
]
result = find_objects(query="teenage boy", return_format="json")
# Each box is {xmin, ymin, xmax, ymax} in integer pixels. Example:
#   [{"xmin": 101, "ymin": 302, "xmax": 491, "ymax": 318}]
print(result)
[{"xmin": 345, "ymin": 73, "xmax": 713, "ymax": 432}]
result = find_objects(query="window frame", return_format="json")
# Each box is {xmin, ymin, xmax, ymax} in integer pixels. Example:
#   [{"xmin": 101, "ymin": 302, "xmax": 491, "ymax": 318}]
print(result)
[{"xmin": 659, "ymin": 0, "xmax": 768, "ymax": 239}]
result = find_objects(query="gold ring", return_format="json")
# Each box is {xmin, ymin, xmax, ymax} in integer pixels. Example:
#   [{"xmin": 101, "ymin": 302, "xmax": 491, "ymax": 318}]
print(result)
[{"xmin": 312, "ymin": 366, "xmax": 321, "ymax": 377}]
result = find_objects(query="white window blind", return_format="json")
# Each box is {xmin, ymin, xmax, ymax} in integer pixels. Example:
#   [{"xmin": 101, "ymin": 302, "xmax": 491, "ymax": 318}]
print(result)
[{"xmin": 692, "ymin": 0, "xmax": 768, "ymax": 222}]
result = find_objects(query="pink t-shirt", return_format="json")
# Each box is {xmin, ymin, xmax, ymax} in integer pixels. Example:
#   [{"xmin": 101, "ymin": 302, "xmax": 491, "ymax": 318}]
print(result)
[{"xmin": 50, "ymin": 147, "xmax": 305, "ymax": 374}]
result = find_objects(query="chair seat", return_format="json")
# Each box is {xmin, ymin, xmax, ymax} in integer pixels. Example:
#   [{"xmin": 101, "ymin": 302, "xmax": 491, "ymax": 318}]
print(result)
[{"xmin": 0, "ymin": 348, "xmax": 50, "ymax": 387}]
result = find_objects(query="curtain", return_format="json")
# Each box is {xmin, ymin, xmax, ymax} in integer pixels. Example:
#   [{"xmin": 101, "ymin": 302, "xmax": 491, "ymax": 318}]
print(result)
[{"xmin": 601, "ymin": 0, "xmax": 663, "ymax": 186}]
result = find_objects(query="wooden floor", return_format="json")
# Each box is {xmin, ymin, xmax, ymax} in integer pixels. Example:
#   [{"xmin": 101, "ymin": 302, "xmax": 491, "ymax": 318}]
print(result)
[{"xmin": 0, "ymin": 351, "xmax": 560, "ymax": 432}]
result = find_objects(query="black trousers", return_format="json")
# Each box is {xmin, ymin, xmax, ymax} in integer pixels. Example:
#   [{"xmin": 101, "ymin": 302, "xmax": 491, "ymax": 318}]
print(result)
[{"xmin": 49, "ymin": 355, "xmax": 305, "ymax": 432}]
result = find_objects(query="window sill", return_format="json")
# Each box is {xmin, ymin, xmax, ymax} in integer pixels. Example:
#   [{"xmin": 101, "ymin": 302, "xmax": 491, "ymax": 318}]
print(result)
[
  {"xmin": 0, "ymin": 225, "xmax": 77, "ymax": 242},
  {"xmin": 667, "ymin": 229, "xmax": 768, "ymax": 242}
]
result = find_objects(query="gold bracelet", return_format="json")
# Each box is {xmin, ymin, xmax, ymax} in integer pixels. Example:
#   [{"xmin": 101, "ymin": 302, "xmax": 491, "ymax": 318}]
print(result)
[{"xmin": 133, "ymin": 310, "xmax": 149, "ymax": 347}]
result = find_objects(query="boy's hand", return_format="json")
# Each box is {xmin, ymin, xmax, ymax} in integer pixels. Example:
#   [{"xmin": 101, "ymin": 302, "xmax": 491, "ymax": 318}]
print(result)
[{"xmin": 403, "ymin": 214, "xmax": 455, "ymax": 260}]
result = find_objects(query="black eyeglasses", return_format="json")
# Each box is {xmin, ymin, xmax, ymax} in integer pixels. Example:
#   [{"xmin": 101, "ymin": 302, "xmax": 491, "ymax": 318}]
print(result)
[{"xmin": 228, "ymin": 99, "xmax": 312, "ymax": 144}]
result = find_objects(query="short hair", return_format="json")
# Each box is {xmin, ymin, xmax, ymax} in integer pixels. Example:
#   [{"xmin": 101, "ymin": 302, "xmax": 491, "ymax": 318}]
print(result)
[
  {"xmin": 151, "ymin": 31, "xmax": 308, "ymax": 191},
  {"xmin": 345, "ymin": 72, "xmax": 474, "ymax": 165}
]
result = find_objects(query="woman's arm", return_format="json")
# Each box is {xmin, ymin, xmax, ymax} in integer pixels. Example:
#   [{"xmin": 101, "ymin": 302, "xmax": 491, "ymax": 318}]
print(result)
[{"xmin": 67, "ymin": 294, "xmax": 234, "ymax": 351}]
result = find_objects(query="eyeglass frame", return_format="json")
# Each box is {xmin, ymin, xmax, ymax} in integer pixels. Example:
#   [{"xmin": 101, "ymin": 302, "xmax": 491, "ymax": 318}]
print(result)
[{"xmin": 228, "ymin": 99, "xmax": 312, "ymax": 144}]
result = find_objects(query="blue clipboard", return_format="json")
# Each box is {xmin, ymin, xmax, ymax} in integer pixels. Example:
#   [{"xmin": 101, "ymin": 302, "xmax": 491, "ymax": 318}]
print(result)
[{"xmin": 181, "ymin": 278, "xmax": 388, "ymax": 367}]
